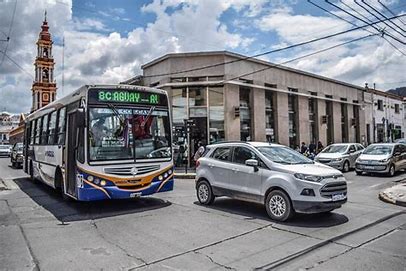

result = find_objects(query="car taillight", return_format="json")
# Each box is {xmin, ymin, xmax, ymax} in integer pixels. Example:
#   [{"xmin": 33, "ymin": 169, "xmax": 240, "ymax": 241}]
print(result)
[{"xmin": 196, "ymin": 159, "xmax": 200, "ymax": 168}]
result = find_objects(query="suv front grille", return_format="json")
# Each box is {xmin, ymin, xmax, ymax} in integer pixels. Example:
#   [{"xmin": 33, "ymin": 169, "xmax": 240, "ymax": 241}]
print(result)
[
  {"xmin": 320, "ymin": 181, "xmax": 347, "ymax": 198},
  {"xmin": 104, "ymin": 165, "xmax": 160, "ymax": 176}
]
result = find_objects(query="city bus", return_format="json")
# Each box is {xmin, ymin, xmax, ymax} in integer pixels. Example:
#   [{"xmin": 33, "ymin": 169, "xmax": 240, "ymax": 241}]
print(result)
[{"xmin": 23, "ymin": 84, "xmax": 174, "ymax": 201}]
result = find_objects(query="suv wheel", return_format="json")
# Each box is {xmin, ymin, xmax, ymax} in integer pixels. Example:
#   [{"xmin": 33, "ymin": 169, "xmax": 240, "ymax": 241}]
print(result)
[
  {"xmin": 388, "ymin": 164, "xmax": 395, "ymax": 177},
  {"xmin": 196, "ymin": 180, "xmax": 214, "ymax": 205},
  {"xmin": 342, "ymin": 160, "xmax": 350, "ymax": 173},
  {"xmin": 265, "ymin": 190, "xmax": 293, "ymax": 221}
]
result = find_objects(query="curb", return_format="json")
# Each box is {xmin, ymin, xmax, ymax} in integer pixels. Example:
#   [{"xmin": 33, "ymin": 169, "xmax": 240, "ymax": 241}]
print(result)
[
  {"xmin": 174, "ymin": 174, "xmax": 196, "ymax": 179},
  {"xmin": 379, "ymin": 191, "xmax": 406, "ymax": 207}
]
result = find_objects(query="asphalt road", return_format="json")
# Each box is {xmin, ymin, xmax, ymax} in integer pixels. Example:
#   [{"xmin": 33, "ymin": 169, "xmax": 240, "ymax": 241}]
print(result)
[{"xmin": 0, "ymin": 157, "xmax": 405, "ymax": 271}]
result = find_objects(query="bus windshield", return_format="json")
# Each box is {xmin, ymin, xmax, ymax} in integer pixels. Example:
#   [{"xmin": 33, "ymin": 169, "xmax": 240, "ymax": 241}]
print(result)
[{"xmin": 89, "ymin": 107, "xmax": 171, "ymax": 161}]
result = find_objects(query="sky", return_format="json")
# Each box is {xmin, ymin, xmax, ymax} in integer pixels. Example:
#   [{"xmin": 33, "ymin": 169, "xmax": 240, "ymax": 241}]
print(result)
[{"xmin": 0, "ymin": 0, "xmax": 405, "ymax": 114}]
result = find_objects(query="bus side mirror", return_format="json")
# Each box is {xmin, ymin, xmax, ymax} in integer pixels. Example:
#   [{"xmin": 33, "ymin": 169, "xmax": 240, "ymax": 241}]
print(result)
[{"xmin": 76, "ymin": 108, "xmax": 86, "ymax": 128}]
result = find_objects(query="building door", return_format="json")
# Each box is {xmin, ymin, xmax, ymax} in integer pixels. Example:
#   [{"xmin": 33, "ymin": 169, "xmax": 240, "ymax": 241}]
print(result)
[
  {"xmin": 189, "ymin": 116, "xmax": 207, "ymax": 167},
  {"xmin": 66, "ymin": 112, "xmax": 78, "ymax": 197}
]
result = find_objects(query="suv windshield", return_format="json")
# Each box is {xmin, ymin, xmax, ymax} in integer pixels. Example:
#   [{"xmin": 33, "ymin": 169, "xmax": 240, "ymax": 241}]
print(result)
[
  {"xmin": 14, "ymin": 143, "xmax": 23, "ymax": 151},
  {"xmin": 363, "ymin": 145, "xmax": 393, "ymax": 155},
  {"xmin": 89, "ymin": 107, "xmax": 171, "ymax": 161},
  {"xmin": 0, "ymin": 145, "xmax": 9, "ymax": 150},
  {"xmin": 257, "ymin": 146, "xmax": 314, "ymax": 165},
  {"xmin": 321, "ymin": 145, "xmax": 348, "ymax": 153}
]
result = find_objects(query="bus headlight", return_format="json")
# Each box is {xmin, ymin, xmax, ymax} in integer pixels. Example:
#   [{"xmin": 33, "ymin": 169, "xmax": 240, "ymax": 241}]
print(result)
[
  {"xmin": 164, "ymin": 173, "xmax": 168, "ymax": 178},
  {"xmin": 94, "ymin": 178, "xmax": 100, "ymax": 185},
  {"xmin": 87, "ymin": 176, "xmax": 94, "ymax": 182},
  {"xmin": 100, "ymin": 180, "xmax": 106, "ymax": 186},
  {"xmin": 158, "ymin": 175, "xmax": 163, "ymax": 181},
  {"xmin": 168, "ymin": 169, "xmax": 172, "ymax": 175}
]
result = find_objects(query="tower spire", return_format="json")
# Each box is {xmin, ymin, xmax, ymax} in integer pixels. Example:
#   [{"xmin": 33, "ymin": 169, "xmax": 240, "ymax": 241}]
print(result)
[{"xmin": 44, "ymin": 10, "xmax": 47, "ymax": 22}]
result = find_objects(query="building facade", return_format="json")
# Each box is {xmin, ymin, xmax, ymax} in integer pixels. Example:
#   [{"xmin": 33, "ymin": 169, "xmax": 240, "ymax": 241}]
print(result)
[
  {"xmin": 31, "ymin": 12, "xmax": 57, "ymax": 113},
  {"xmin": 124, "ymin": 51, "xmax": 404, "ymax": 167}
]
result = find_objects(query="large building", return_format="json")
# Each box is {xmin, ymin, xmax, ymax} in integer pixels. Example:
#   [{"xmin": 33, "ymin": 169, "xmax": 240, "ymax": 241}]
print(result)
[{"xmin": 123, "ymin": 51, "xmax": 405, "ymax": 167}]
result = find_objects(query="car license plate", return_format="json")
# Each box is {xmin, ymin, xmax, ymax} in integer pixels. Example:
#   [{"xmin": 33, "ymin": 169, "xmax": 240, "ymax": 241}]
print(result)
[
  {"xmin": 332, "ymin": 193, "xmax": 346, "ymax": 201},
  {"xmin": 364, "ymin": 166, "xmax": 375, "ymax": 170},
  {"xmin": 130, "ymin": 192, "xmax": 142, "ymax": 198}
]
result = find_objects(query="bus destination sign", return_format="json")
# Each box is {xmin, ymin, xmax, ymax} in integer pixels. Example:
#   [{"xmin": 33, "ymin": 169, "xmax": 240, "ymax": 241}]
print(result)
[{"xmin": 89, "ymin": 89, "xmax": 167, "ymax": 106}]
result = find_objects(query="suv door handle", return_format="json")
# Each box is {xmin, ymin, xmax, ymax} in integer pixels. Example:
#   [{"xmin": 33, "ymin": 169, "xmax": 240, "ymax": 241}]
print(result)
[
  {"xmin": 232, "ymin": 168, "xmax": 239, "ymax": 172},
  {"xmin": 208, "ymin": 163, "xmax": 214, "ymax": 168}
]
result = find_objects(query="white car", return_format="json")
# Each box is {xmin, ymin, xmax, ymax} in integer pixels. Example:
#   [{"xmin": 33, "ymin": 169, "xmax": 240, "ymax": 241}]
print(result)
[{"xmin": 0, "ymin": 145, "xmax": 11, "ymax": 157}]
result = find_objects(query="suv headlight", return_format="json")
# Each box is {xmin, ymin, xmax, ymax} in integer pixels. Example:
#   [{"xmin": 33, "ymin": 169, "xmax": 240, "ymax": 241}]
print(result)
[
  {"xmin": 332, "ymin": 158, "xmax": 342, "ymax": 162},
  {"xmin": 379, "ymin": 158, "xmax": 390, "ymax": 163},
  {"xmin": 294, "ymin": 173, "xmax": 324, "ymax": 183}
]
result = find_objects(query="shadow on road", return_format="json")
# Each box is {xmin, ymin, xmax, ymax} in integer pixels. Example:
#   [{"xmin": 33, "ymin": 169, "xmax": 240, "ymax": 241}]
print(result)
[
  {"xmin": 195, "ymin": 198, "xmax": 348, "ymax": 228},
  {"xmin": 13, "ymin": 177, "xmax": 171, "ymax": 223}
]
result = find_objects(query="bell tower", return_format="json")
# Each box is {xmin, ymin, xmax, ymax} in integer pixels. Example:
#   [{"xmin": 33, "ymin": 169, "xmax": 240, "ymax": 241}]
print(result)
[{"xmin": 31, "ymin": 11, "xmax": 57, "ymax": 112}]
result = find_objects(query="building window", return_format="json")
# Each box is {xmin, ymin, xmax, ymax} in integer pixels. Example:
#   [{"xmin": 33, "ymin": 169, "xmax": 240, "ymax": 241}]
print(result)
[
  {"xmin": 265, "ymin": 83, "xmax": 277, "ymax": 89},
  {"xmin": 240, "ymin": 86, "xmax": 251, "ymax": 141},
  {"xmin": 288, "ymin": 89, "xmax": 298, "ymax": 148},
  {"xmin": 341, "ymin": 103, "xmax": 348, "ymax": 143},
  {"xmin": 170, "ymin": 77, "xmax": 186, "ymax": 83},
  {"xmin": 309, "ymin": 97, "xmax": 317, "ymax": 144},
  {"xmin": 395, "ymin": 104, "xmax": 400, "ymax": 114},
  {"xmin": 209, "ymin": 87, "xmax": 224, "ymax": 143},
  {"xmin": 377, "ymin": 99, "xmax": 383, "ymax": 111},
  {"xmin": 265, "ymin": 90, "xmax": 276, "ymax": 142}
]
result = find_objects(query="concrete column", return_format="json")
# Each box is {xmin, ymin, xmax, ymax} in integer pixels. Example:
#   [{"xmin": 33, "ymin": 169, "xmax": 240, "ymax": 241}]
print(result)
[
  {"xmin": 332, "ymin": 101, "xmax": 342, "ymax": 143},
  {"xmin": 358, "ymin": 105, "xmax": 366, "ymax": 144},
  {"xmin": 275, "ymin": 92, "xmax": 289, "ymax": 146},
  {"xmin": 224, "ymin": 83, "xmax": 240, "ymax": 140},
  {"xmin": 298, "ymin": 95, "xmax": 310, "ymax": 144},
  {"xmin": 317, "ymin": 99, "xmax": 327, "ymax": 146},
  {"xmin": 252, "ymin": 87, "xmax": 266, "ymax": 141}
]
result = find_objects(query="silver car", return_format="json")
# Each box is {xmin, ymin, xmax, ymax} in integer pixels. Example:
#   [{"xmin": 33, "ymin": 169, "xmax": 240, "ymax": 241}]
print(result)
[
  {"xmin": 195, "ymin": 142, "xmax": 347, "ymax": 221},
  {"xmin": 355, "ymin": 143, "xmax": 406, "ymax": 176},
  {"xmin": 315, "ymin": 143, "xmax": 364, "ymax": 172},
  {"xmin": 0, "ymin": 144, "xmax": 11, "ymax": 157}
]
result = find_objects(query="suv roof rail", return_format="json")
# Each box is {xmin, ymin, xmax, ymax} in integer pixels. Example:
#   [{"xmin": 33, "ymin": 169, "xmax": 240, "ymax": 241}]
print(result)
[{"xmin": 209, "ymin": 141, "xmax": 249, "ymax": 145}]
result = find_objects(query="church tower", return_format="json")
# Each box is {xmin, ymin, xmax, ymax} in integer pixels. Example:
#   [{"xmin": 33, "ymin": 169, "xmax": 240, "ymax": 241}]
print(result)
[{"xmin": 31, "ymin": 11, "xmax": 57, "ymax": 112}]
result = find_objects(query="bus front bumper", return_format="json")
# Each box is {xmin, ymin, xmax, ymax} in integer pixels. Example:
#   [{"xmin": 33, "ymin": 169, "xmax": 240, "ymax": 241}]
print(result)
[{"xmin": 77, "ymin": 178, "xmax": 174, "ymax": 201}]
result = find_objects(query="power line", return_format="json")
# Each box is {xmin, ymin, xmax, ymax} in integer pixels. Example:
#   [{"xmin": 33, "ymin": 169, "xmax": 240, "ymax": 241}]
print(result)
[
  {"xmin": 378, "ymin": 0, "xmax": 406, "ymax": 26},
  {"xmin": 356, "ymin": 0, "xmax": 405, "ymax": 37},
  {"xmin": 222, "ymin": 33, "xmax": 378, "ymax": 84},
  {"xmin": 0, "ymin": 50, "xmax": 34, "ymax": 80},
  {"xmin": 0, "ymin": 0, "xmax": 17, "ymax": 67},
  {"xmin": 361, "ymin": 0, "xmax": 405, "ymax": 33},
  {"xmin": 318, "ymin": 1, "xmax": 406, "ymax": 56},
  {"xmin": 325, "ymin": 0, "xmax": 405, "ymax": 45},
  {"xmin": 143, "ymin": 13, "xmax": 406, "ymax": 79}
]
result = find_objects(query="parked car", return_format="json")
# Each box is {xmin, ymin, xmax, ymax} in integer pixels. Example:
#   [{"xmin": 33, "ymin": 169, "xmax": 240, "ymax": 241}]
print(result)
[
  {"xmin": 0, "ymin": 144, "xmax": 11, "ymax": 157},
  {"xmin": 195, "ymin": 142, "xmax": 347, "ymax": 221},
  {"xmin": 314, "ymin": 143, "xmax": 364, "ymax": 172},
  {"xmin": 10, "ymin": 142, "xmax": 24, "ymax": 168},
  {"xmin": 394, "ymin": 138, "xmax": 406, "ymax": 144},
  {"xmin": 355, "ymin": 143, "xmax": 406, "ymax": 176}
]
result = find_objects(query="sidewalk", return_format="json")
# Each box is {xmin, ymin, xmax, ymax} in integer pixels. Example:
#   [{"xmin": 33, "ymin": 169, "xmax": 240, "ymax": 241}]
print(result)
[{"xmin": 379, "ymin": 182, "xmax": 406, "ymax": 207}]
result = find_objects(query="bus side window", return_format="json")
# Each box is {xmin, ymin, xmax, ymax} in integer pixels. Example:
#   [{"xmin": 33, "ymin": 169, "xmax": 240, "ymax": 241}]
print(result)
[
  {"xmin": 41, "ymin": 115, "xmax": 49, "ymax": 145},
  {"xmin": 30, "ymin": 120, "xmax": 36, "ymax": 145},
  {"xmin": 77, "ymin": 127, "xmax": 85, "ymax": 163},
  {"xmin": 48, "ymin": 111, "xmax": 57, "ymax": 144},
  {"xmin": 57, "ymin": 107, "xmax": 66, "ymax": 145},
  {"xmin": 35, "ymin": 118, "xmax": 42, "ymax": 145}
]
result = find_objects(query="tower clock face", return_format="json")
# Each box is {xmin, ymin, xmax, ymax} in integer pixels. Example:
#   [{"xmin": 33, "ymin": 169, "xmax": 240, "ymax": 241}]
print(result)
[{"xmin": 42, "ymin": 92, "xmax": 49, "ymax": 102}]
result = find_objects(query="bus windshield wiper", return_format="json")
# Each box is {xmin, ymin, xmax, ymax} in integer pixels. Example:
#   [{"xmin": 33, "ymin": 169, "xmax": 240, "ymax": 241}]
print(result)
[
  {"xmin": 107, "ymin": 103, "xmax": 125, "ymax": 126},
  {"xmin": 142, "ymin": 106, "xmax": 156, "ymax": 127}
]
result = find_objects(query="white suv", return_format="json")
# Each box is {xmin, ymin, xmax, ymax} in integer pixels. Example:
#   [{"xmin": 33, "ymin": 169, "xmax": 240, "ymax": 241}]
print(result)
[{"xmin": 195, "ymin": 142, "xmax": 347, "ymax": 221}]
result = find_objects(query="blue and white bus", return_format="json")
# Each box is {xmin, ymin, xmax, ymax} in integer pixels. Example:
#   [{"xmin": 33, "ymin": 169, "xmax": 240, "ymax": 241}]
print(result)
[{"xmin": 23, "ymin": 84, "xmax": 174, "ymax": 201}]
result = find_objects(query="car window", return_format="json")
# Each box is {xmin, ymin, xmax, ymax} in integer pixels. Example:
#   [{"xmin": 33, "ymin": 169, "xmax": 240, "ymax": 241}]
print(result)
[
  {"xmin": 233, "ymin": 147, "xmax": 257, "ymax": 164},
  {"xmin": 356, "ymin": 144, "xmax": 364, "ymax": 151},
  {"xmin": 401, "ymin": 145, "xmax": 406, "ymax": 153},
  {"xmin": 211, "ymin": 147, "xmax": 231, "ymax": 161},
  {"xmin": 394, "ymin": 145, "xmax": 401, "ymax": 154},
  {"xmin": 349, "ymin": 145, "xmax": 356, "ymax": 152}
]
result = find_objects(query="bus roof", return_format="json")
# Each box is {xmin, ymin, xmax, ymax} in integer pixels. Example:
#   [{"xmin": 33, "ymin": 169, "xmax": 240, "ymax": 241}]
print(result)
[{"xmin": 25, "ymin": 84, "xmax": 168, "ymax": 122}]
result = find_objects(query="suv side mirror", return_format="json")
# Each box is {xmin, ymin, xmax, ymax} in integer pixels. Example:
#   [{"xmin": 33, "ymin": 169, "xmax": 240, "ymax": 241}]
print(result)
[
  {"xmin": 245, "ymin": 159, "xmax": 259, "ymax": 172},
  {"xmin": 394, "ymin": 151, "xmax": 401, "ymax": 156},
  {"xmin": 348, "ymin": 149, "xmax": 355, "ymax": 154}
]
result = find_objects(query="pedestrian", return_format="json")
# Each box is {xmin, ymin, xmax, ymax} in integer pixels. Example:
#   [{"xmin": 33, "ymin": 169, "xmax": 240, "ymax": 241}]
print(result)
[
  {"xmin": 300, "ymin": 142, "xmax": 308, "ymax": 154},
  {"xmin": 317, "ymin": 141, "xmax": 324, "ymax": 153}
]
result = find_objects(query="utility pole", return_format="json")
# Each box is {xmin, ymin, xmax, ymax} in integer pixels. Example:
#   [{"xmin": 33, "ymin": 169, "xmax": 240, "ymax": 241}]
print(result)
[{"xmin": 62, "ymin": 36, "xmax": 65, "ymax": 95}]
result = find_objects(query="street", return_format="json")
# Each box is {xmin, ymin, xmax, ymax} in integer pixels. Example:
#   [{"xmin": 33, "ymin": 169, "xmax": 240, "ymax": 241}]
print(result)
[{"xmin": 0, "ymin": 157, "xmax": 405, "ymax": 271}]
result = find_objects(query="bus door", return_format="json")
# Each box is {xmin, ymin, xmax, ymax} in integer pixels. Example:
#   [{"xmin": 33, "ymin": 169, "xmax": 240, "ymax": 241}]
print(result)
[
  {"xmin": 66, "ymin": 111, "xmax": 78, "ymax": 197},
  {"xmin": 23, "ymin": 123, "xmax": 30, "ymax": 173}
]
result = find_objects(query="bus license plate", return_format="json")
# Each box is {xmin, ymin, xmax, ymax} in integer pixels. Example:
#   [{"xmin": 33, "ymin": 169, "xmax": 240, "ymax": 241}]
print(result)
[
  {"xmin": 130, "ymin": 192, "xmax": 142, "ymax": 198},
  {"xmin": 332, "ymin": 193, "xmax": 346, "ymax": 201}
]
